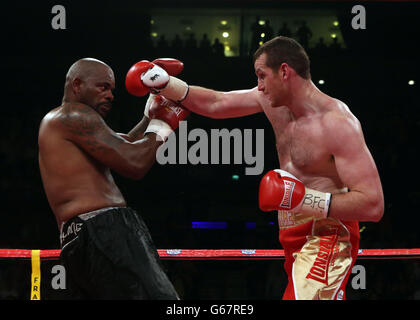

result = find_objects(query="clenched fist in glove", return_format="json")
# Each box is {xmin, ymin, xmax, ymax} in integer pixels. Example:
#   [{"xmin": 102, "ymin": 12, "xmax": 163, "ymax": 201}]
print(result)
[
  {"xmin": 125, "ymin": 58, "xmax": 189, "ymax": 102},
  {"xmin": 144, "ymin": 94, "xmax": 190, "ymax": 141},
  {"xmin": 259, "ymin": 169, "xmax": 332, "ymax": 219}
]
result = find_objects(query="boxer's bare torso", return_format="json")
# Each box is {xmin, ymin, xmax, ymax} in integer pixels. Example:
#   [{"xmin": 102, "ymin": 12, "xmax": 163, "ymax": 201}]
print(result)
[
  {"xmin": 38, "ymin": 104, "xmax": 126, "ymax": 226},
  {"xmin": 39, "ymin": 59, "xmax": 162, "ymax": 228},
  {"xmin": 254, "ymin": 83, "xmax": 383, "ymax": 222},
  {"xmin": 258, "ymin": 89, "xmax": 351, "ymax": 195}
]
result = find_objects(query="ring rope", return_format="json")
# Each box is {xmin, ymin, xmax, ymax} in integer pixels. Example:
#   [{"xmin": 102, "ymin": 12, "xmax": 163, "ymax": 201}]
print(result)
[
  {"xmin": 1, "ymin": 248, "xmax": 420, "ymax": 260},
  {"xmin": 1, "ymin": 248, "xmax": 417, "ymax": 300}
]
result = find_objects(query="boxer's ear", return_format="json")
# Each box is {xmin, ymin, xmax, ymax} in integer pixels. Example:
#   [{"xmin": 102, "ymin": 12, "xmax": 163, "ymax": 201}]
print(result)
[
  {"xmin": 72, "ymin": 78, "xmax": 82, "ymax": 94},
  {"xmin": 279, "ymin": 63, "xmax": 290, "ymax": 80}
]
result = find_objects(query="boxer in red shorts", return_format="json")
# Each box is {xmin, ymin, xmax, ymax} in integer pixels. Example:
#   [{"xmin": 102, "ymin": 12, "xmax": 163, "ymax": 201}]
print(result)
[{"xmin": 126, "ymin": 36, "xmax": 384, "ymax": 299}]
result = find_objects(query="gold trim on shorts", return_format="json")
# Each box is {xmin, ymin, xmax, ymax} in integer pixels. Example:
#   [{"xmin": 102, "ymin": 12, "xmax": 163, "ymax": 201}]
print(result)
[{"xmin": 291, "ymin": 218, "xmax": 353, "ymax": 300}]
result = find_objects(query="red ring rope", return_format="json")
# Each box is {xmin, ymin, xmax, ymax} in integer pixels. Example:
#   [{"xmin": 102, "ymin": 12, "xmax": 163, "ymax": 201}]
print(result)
[
  {"xmin": 1, "ymin": 248, "xmax": 419, "ymax": 260},
  {"xmin": 2, "ymin": 248, "xmax": 417, "ymax": 300}
]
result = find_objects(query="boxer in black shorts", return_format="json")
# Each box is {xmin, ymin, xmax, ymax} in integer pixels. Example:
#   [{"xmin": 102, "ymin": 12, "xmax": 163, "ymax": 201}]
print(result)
[
  {"xmin": 38, "ymin": 58, "xmax": 186, "ymax": 299},
  {"xmin": 60, "ymin": 207, "xmax": 177, "ymax": 299}
]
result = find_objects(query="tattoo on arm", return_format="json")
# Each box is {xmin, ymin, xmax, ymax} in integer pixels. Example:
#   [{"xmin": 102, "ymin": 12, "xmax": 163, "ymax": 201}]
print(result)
[{"xmin": 59, "ymin": 104, "xmax": 123, "ymax": 153}]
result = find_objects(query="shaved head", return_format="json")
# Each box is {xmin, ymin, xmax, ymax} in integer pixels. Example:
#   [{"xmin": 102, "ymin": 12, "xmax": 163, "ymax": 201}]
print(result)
[
  {"xmin": 65, "ymin": 58, "xmax": 113, "ymax": 84},
  {"xmin": 62, "ymin": 58, "xmax": 115, "ymax": 117}
]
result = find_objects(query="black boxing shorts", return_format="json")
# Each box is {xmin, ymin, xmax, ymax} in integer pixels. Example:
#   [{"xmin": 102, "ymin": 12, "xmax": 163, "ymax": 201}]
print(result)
[{"xmin": 59, "ymin": 207, "xmax": 179, "ymax": 300}]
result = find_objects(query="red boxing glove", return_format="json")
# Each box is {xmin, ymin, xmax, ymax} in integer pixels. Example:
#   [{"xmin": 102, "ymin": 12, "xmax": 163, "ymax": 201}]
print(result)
[
  {"xmin": 152, "ymin": 58, "xmax": 184, "ymax": 77},
  {"xmin": 125, "ymin": 58, "xmax": 188, "ymax": 102},
  {"xmin": 144, "ymin": 95, "xmax": 190, "ymax": 141},
  {"xmin": 125, "ymin": 60, "xmax": 155, "ymax": 97},
  {"xmin": 125, "ymin": 58, "xmax": 184, "ymax": 97},
  {"xmin": 259, "ymin": 169, "xmax": 331, "ymax": 219},
  {"xmin": 259, "ymin": 169, "xmax": 305, "ymax": 212},
  {"xmin": 148, "ymin": 95, "xmax": 190, "ymax": 130}
]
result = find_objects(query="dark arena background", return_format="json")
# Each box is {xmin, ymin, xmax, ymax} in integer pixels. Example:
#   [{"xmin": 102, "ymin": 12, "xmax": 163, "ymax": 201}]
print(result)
[{"xmin": 0, "ymin": 0, "xmax": 420, "ymax": 303}]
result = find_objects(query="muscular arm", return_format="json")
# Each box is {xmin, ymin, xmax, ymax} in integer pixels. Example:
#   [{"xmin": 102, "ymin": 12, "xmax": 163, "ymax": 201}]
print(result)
[
  {"xmin": 182, "ymin": 86, "xmax": 263, "ymax": 119},
  {"xmin": 59, "ymin": 103, "xmax": 161, "ymax": 180},
  {"xmin": 326, "ymin": 113, "xmax": 384, "ymax": 222}
]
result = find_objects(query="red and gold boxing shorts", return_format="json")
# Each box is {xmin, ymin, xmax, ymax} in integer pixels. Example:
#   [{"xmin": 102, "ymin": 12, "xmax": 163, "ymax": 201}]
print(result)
[{"xmin": 278, "ymin": 211, "xmax": 360, "ymax": 300}]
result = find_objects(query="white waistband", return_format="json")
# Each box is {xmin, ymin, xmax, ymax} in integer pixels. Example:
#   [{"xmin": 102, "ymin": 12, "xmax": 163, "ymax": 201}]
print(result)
[{"xmin": 60, "ymin": 206, "xmax": 126, "ymax": 232}]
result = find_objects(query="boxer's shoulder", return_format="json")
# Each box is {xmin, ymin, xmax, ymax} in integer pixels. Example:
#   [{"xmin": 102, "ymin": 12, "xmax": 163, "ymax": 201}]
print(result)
[
  {"xmin": 41, "ymin": 103, "xmax": 94, "ymax": 126},
  {"xmin": 321, "ymin": 98, "xmax": 360, "ymax": 129},
  {"xmin": 320, "ymin": 103, "xmax": 364, "ymax": 154},
  {"xmin": 254, "ymin": 86, "xmax": 270, "ymax": 105},
  {"xmin": 39, "ymin": 107, "xmax": 62, "ymax": 137},
  {"xmin": 57, "ymin": 103, "xmax": 105, "ymax": 134},
  {"xmin": 40, "ymin": 103, "xmax": 104, "ymax": 142},
  {"xmin": 60, "ymin": 102, "xmax": 98, "ymax": 118}
]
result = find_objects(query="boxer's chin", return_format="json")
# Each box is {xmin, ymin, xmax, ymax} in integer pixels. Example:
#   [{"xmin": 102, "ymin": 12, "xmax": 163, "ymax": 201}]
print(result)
[
  {"xmin": 96, "ymin": 103, "xmax": 112, "ymax": 118},
  {"xmin": 269, "ymin": 95, "xmax": 284, "ymax": 108}
]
